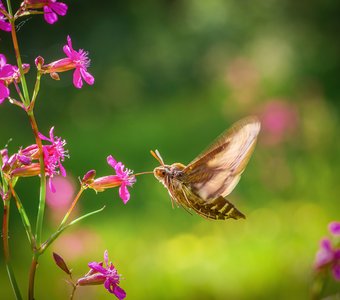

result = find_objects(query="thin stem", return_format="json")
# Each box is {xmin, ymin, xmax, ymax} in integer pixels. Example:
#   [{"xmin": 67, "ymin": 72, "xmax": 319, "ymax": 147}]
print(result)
[
  {"xmin": 2, "ymin": 197, "xmax": 23, "ymax": 299},
  {"xmin": 40, "ymin": 206, "xmax": 106, "ymax": 254},
  {"xmin": 13, "ymin": 81, "xmax": 25, "ymax": 103},
  {"xmin": 27, "ymin": 111, "xmax": 46, "ymax": 246},
  {"xmin": 8, "ymin": 181, "xmax": 35, "ymax": 248},
  {"xmin": 28, "ymin": 256, "xmax": 38, "ymax": 300},
  {"xmin": 70, "ymin": 283, "xmax": 78, "ymax": 300},
  {"xmin": 29, "ymin": 72, "xmax": 42, "ymax": 111},
  {"xmin": 58, "ymin": 187, "xmax": 84, "ymax": 230},
  {"xmin": 9, "ymin": 16, "xmax": 30, "ymax": 106}
]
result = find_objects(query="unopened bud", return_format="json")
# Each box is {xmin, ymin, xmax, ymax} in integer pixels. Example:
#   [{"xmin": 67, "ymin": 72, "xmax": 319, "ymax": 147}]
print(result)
[
  {"xmin": 35, "ymin": 56, "xmax": 44, "ymax": 70},
  {"xmin": 82, "ymin": 170, "xmax": 96, "ymax": 184},
  {"xmin": 50, "ymin": 72, "xmax": 60, "ymax": 80}
]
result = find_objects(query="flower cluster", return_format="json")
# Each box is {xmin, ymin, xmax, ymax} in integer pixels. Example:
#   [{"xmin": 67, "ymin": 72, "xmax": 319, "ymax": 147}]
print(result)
[
  {"xmin": 84, "ymin": 155, "xmax": 136, "ymax": 204},
  {"xmin": 77, "ymin": 250, "xmax": 126, "ymax": 300},
  {"xmin": 1, "ymin": 127, "xmax": 68, "ymax": 192},
  {"xmin": 314, "ymin": 221, "xmax": 340, "ymax": 281}
]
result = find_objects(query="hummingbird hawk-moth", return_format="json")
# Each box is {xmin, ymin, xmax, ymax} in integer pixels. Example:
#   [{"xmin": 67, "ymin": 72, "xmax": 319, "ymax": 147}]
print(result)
[{"xmin": 151, "ymin": 116, "xmax": 261, "ymax": 220}]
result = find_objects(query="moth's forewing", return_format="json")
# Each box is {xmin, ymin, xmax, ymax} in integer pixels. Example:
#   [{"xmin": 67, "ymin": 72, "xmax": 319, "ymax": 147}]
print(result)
[{"xmin": 182, "ymin": 116, "xmax": 261, "ymax": 201}]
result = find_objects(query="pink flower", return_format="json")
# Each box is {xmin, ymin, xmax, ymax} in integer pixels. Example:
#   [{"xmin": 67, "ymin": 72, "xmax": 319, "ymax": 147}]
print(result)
[
  {"xmin": 88, "ymin": 156, "xmax": 135, "ymax": 204},
  {"xmin": 39, "ymin": 36, "xmax": 94, "ymax": 89},
  {"xmin": 39, "ymin": 127, "xmax": 68, "ymax": 191},
  {"xmin": 260, "ymin": 100, "xmax": 299, "ymax": 146},
  {"xmin": 77, "ymin": 250, "xmax": 126, "ymax": 300},
  {"xmin": 3, "ymin": 127, "xmax": 68, "ymax": 192},
  {"xmin": 314, "ymin": 221, "xmax": 340, "ymax": 281},
  {"xmin": 0, "ymin": 1, "xmax": 11, "ymax": 32},
  {"xmin": 0, "ymin": 54, "xmax": 15, "ymax": 103},
  {"xmin": 24, "ymin": 0, "xmax": 67, "ymax": 24}
]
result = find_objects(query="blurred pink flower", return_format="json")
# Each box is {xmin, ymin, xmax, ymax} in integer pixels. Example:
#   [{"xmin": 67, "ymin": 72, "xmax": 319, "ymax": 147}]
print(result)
[
  {"xmin": 39, "ymin": 36, "xmax": 94, "ymax": 88},
  {"xmin": 88, "ymin": 155, "xmax": 136, "ymax": 204},
  {"xmin": 314, "ymin": 221, "xmax": 340, "ymax": 281},
  {"xmin": 46, "ymin": 176, "xmax": 75, "ymax": 209},
  {"xmin": 77, "ymin": 250, "xmax": 126, "ymax": 300},
  {"xmin": 24, "ymin": 0, "xmax": 67, "ymax": 24},
  {"xmin": 260, "ymin": 100, "xmax": 299, "ymax": 146}
]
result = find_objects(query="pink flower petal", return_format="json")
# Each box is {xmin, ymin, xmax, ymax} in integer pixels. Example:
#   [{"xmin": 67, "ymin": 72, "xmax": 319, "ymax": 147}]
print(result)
[
  {"xmin": 80, "ymin": 67, "xmax": 94, "ymax": 85},
  {"xmin": 50, "ymin": 2, "xmax": 68, "ymax": 16},
  {"xmin": 0, "ymin": 19, "xmax": 11, "ymax": 32},
  {"xmin": 107, "ymin": 155, "xmax": 117, "ymax": 169},
  {"xmin": 0, "ymin": 54, "xmax": 7, "ymax": 66},
  {"xmin": 0, "ymin": 65, "xmax": 15, "ymax": 78},
  {"xmin": 119, "ymin": 183, "xmax": 130, "ymax": 204},
  {"xmin": 0, "ymin": 82, "xmax": 9, "ymax": 102},
  {"xmin": 43, "ymin": 6, "xmax": 58, "ymax": 24},
  {"xmin": 114, "ymin": 285, "xmax": 126, "ymax": 300},
  {"xmin": 73, "ymin": 68, "xmax": 83, "ymax": 88},
  {"xmin": 49, "ymin": 177, "xmax": 57, "ymax": 193}
]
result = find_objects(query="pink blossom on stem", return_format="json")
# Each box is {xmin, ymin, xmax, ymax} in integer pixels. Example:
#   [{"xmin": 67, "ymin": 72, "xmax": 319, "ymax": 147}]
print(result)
[
  {"xmin": 77, "ymin": 250, "xmax": 126, "ymax": 300},
  {"xmin": 39, "ymin": 36, "xmax": 94, "ymax": 88},
  {"xmin": 0, "ymin": 54, "xmax": 15, "ymax": 104},
  {"xmin": 0, "ymin": 1, "xmax": 11, "ymax": 32},
  {"xmin": 24, "ymin": 0, "xmax": 67, "ymax": 24},
  {"xmin": 88, "ymin": 155, "xmax": 135, "ymax": 204},
  {"xmin": 39, "ymin": 127, "xmax": 68, "ymax": 191},
  {"xmin": 314, "ymin": 221, "xmax": 340, "ymax": 281},
  {"xmin": 2, "ymin": 127, "xmax": 68, "ymax": 192}
]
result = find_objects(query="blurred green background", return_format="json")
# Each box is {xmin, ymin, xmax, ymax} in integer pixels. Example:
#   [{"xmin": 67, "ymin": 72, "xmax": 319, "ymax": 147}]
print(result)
[{"xmin": 1, "ymin": 0, "xmax": 340, "ymax": 299}]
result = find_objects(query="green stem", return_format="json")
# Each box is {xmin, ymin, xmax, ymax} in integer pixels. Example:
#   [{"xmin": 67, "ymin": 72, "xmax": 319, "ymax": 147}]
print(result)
[
  {"xmin": 27, "ymin": 111, "xmax": 46, "ymax": 246},
  {"xmin": 2, "ymin": 197, "xmax": 23, "ymax": 300},
  {"xmin": 29, "ymin": 72, "xmax": 42, "ymax": 111},
  {"xmin": 8, "ymin": 10, "xmax": 30, "ymax": 106},
  {"xmin": 8, "ymin": 182, "xmax": 35, "ymax": 248},
  {"xmin": 58, "ymin": 187, "xmax": 84, "ymax": 230},
  {"xmin": 28, "ymin": 255, "xmax": 39, "ymax": 300}
]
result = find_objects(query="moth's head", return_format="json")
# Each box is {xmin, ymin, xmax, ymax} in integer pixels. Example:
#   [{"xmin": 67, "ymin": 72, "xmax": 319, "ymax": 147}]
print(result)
[
  {"xmin": 151, "ymin": 149, "xmax": 169, "ymax": 181},
  {"xmin": 153, "ymin": 165, "xmax": 170, "ymax": 181}
]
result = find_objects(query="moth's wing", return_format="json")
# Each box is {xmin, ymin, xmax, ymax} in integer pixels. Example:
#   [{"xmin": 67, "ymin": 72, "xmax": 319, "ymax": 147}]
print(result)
[{"xmin": 183, "ymin": 116, "xmax": 261, "ymax": 201}]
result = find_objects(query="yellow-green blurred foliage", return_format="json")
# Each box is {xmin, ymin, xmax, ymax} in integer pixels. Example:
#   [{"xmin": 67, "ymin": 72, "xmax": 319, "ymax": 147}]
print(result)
[{"xmin": 0, "ymin": 0, "xmax": 339, "ymax": 299}]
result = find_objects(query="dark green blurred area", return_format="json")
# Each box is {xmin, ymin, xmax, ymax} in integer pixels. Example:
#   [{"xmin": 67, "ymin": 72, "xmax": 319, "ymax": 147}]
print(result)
[{"xmin": 1, "ymin": 0, "xmax": 340, "ymax": 299}]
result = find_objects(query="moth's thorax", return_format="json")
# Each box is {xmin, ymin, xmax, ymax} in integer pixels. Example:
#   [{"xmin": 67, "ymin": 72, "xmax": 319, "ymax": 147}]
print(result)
[{"xmin": 153, "ymin": 163, "xmax": 186, "ymax": 183}]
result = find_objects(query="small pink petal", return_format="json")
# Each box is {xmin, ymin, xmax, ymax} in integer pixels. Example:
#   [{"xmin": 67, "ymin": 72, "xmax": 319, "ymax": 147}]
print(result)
[
  {"xmin": 119, "ymin": 184, "xmax": 130, "ymax": 204},
  {"xmin": 80, "ymin": 68, "xmax": 94, "ymax": 85},
  {"xmin": 0, "ymin": 54, "xmax": 7, "ymax": 66},
  {"xmin": 107, "ymin": 155, "xmax": 117, "ymax": 169},
  {"xmin": 114, "ymin": 285, "xmax": 126, "ymax": 300},
  {"xmin": 49, "ymin": 177, "xmax": 56, "ymax": 193},
  {"xmin": 73, "ymin": 68, "xmax": 83, "ymax": 88},
  {"xmin": 104, "ymin": 250, "xmax": 109, "ymax": 266},
  {"xmin": 50, "ymin": 2, "xmax": 68, "ymax": 16},
  {"xmin": 0, "ymin": 82, "xmax": 9, "ymax": 102},
  {"xmin": 44, "ymin": 6, "xmax": 58, "ymax": 24}
]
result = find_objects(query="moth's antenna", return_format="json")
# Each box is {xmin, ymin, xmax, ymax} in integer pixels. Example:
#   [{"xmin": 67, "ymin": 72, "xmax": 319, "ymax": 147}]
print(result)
[{"xmin": 150, "ymin": 149, "xmax": 164, "ymax": 166}]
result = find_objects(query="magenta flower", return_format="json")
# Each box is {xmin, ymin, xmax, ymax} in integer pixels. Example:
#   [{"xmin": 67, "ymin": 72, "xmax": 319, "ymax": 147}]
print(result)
[
  {"xmin": 0, "ymin": 1, "xmax": 11, "ymax": 32},
  {"xmin": 88, "ymin": 155, "xmax": 135, "ymax": 204},
  {"xmin": 39, "ymin": 127, "xmax": 68, "ymax": 191},
  {"xmin": 24, "ymin": 0, "xmax": 67, "ymax": 24},
  {"xmin": 4, "ymin": 127, "xmax": 68, "ymax": 192},
  {"xmin": 0, "ymin": 54, "xmax": 15, "ymax": 103},
  {"xmin": 39, "ymin": 36, "xmax": 94, "ymax": 89},
  {"xmin": 77, "ymin": 250, "xmax": 126, "ymax": 300},
  {"xmin": 314, "ymin": 221, "xmax": 340, "ymax": 281}
]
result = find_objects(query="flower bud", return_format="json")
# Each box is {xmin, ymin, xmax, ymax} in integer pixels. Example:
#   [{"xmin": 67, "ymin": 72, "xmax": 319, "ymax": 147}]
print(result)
[
  {"xmin": 82, "ymin": 169, "xmax": 96, "ymax": 184},
  {"xmin": 35, "ymin": 56, "xmax": 44, "ymax": 70}
]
